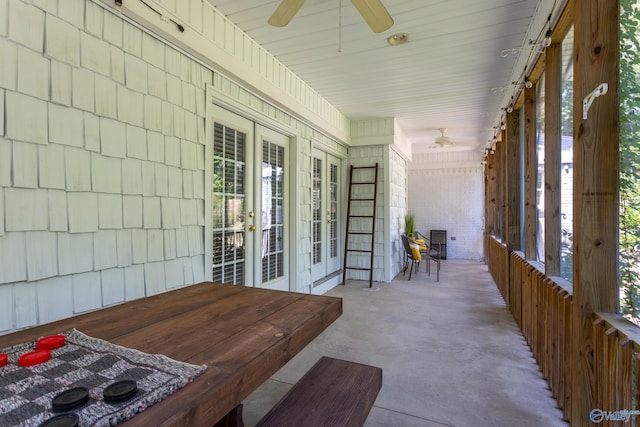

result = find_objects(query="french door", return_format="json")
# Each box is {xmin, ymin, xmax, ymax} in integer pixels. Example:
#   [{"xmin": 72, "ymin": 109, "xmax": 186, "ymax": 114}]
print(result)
[
  {"xmin": 311, "ymin": 148, "xmax": 342, "ymax": 282},
  {"xmin": 211, "ymin": 106, "xmax": 289, "ymax": 290}
]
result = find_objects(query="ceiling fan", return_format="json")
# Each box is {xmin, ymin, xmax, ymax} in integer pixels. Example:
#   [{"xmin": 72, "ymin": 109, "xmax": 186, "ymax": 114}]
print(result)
[
  {"xmin": 434, "ymin": 128, "xmax": 453, "ymax": 147},
  {"xmin": 268, "ymin": 0, "xmax": 394, "ymax": 33}
]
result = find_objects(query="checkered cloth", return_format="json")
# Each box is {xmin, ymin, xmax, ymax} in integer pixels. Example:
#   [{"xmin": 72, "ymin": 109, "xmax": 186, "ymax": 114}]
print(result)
[{"xmin": 0, "ymin": 329, "xmax": 207, "ymax": 426}]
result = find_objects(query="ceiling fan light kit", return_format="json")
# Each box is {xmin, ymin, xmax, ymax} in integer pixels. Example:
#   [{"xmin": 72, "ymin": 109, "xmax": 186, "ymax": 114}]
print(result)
[{"xmin": 269, "ymin": 0, "xmax": 394, "ymax": 33}]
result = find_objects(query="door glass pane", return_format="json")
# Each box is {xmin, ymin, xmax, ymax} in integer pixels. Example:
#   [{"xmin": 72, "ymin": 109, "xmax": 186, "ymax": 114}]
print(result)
[
  {"xmin": 330, "ymin": 163, "xmax": 338, "ymax": 258},
  {"xmin": 312, "ymin": 157, "xmax": 322, "ymax": 265},
  {"xmin": 212, "ymin": 122, "xmax": 245, "ymax": 284},
  {"xmin": 536, "ymin": 73, "xmax": 546, "ymax": 263},
  {"xmin": 560, "ymin": 26, "xmax": 574, "ymax": 282},
  {"xmin": 262, "ymin": 140, "xmax": 285, "ymax": 282}
]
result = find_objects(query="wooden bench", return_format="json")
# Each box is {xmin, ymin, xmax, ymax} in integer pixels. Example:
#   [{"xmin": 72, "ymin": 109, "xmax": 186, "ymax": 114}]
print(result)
[{"xmin": 255, "ymin": 356, "xmax": 383, "ymax": 427}]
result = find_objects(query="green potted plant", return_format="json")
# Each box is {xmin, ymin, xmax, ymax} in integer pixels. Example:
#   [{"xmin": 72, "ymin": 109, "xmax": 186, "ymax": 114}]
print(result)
[{"xmin": 404, "ymin": 213, "xmax": 416, "ymax": 238}]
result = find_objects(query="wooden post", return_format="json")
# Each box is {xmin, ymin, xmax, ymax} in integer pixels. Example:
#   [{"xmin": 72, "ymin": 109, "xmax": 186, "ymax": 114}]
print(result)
[
  {"xmin": 571, "ymin": 0, "xmax": 619, "ymax": 424},
  {"xmin": 506, "ymin": 110, "xmax": 522, "ymax": 252},
  {"xmin": 545, "ymin": 42, "xmax": 562, "ymax": 276},
  {"xmin": 523, "ymin": 85, "xmax": 538, "ymax": 260}
]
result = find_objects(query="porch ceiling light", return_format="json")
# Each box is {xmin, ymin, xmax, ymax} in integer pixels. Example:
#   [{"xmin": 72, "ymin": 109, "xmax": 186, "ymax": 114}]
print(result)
[{"xmin": 387, "ymin": 33, "xmax": 409, "ymax": 46}]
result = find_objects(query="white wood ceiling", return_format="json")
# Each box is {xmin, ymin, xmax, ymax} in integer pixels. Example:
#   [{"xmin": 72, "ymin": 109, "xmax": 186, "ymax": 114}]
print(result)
[{"xmin": 207, "ymin": 0, "xmax": 559, "ymax": 152}]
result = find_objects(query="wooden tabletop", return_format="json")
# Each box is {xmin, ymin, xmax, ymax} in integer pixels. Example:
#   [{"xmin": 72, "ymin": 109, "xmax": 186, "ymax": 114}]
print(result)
[{"xmin": 0, "ymin": 282, "xmax": 343, "ymax": 426}]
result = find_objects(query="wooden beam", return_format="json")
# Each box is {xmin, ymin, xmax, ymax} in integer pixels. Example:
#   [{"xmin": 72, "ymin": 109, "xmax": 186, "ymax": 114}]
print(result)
[
  {"xmin": 571, "ymin": 0, "xmax": 619, "ymax": 424},
  {"xmin": 523, "ymin": 85, "xmax": 538, "ymax": 260},
  {"xmin": 498, "ymin": 134, "xmax": 507, "ymax": 242},
  {"xmin": 505, "ymin": 110, "xmax": 521, "ymax": 252},
  {"xmin": 545, "ymin": 42, "xmax": 562, "ymax": 276},
  {"xmin": 486, "ymin": 151, "xmax": 498, "ymax": 243}
]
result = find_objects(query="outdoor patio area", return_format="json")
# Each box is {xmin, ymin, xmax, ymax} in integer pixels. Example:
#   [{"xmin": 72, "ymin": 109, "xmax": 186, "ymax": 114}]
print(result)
[{"xmin": 242, "ymin": 260, "xmax": 568, "ymax": 427}]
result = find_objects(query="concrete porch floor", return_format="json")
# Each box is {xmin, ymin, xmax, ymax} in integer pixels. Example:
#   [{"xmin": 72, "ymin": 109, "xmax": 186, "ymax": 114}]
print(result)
[{"xmin": 242, "ymin": 260, "xmax": 568, "ymax": 427}]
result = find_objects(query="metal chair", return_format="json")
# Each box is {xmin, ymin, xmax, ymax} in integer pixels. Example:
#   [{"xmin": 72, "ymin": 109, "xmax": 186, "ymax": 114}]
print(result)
[
  {"xmin": 400, "ymin": 234, "xmax": 421, "ymax": 280},
  {"xmin": 415, "ymin": 231, "xmax": 441, "ymax": 282}
]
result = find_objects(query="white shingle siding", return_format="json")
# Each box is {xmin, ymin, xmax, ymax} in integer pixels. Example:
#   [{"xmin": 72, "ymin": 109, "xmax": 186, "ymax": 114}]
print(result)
[
  {"xmin": 72, "ymin": 271, "xmax": 102, "ymax": 313},
  {"xmin": 0, "ymin": 0, "xmax": 354, "ymax": 334},
  {"xmin": 9, "ymin": 1, "xmax": 44, "ymax": 52}
]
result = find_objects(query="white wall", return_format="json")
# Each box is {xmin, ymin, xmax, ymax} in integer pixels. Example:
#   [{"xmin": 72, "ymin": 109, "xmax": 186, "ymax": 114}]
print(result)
[
  {"xmin": 408, "ymin": 151, "xmax": 484, "ymax": 260},
  {"xmin": 0, "ymin": 0, "xmax": 352, "ymax": 335}
]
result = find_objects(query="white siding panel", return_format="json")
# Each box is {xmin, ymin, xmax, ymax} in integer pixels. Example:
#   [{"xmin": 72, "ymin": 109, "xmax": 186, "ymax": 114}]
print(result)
[
  {"xmin": 175, "ymin": 227, "xmax": 189, "ymax": 257},
  {"xmin": 5, "ymin": 188, "xmax": 48, "ymax": 231},
  {"xmin": 131, "ymin": 229, "xmax": 147, "ymax": 264},
  {"xmin": 9, "ymin": 1, "xmax": 44, "ymax": 53},
  {"xmin": 116, "ymin": 229, "xmax": 132, "ymax": 267},
  {"xmin": 25, "ymin": 231, "xmax": 58, "ymax": 281},
  {"xmin": 84, "ymin": 112, "xmax": 101, "ymax": 152},
  {"xmin": 164, "ymin": 229, "xmax": 176, "ymax": 260},
  {"xmin": 0, "ymin": 138, "xmax": 9, "ymax": 187},
  {"xmin": 147, "ymin": 131, "xmax": 165, "ymax": 163},
  {"xmin": 123, "ymin": 195, "xmax": 143, "ymax": 228},
  {"xmin": 94, "ymin": 230, "xmax": 118, "ymax": 270},
  {"xmin": 146, "ymin": 229, "xmax": 164, "ymax": 262},
  {"xmin": 165, "ymin": 136, "xmax": 180, "ymax": 167},
  {"xmin": 17, "ymin": 46, "xmax": 49, "ymax": 100},
  {"xmin": 65, "ymin": 147, "xmax": 91, "ymax": 191},
  {"xmin": 49, "ymin": 104, "xmax": 84, "ymax": 147},
  {"xmin": 124, "ymin": 53, "xmax": 148, "ymax": 93},
  {"xmin": 80, "ymin": 32, "xmax": 111, "ymax": 76},
  {"xmin": 124, "ymin": 264, "xmax": 145, "ymax": 300},
  {"xmin": 191, "ymin": 255, "xmax": 204, "ymax": 283},
  {"xmin": 51, "ymin": 60, "xmax": 72, "ymax": 106},
  {"xmin": 143, "ymin": 197, "xmax": 161, "ymax": 229},
  {"xmin": 67, "ymin": 192, "xmax": 98, "ymax": 233},
  {"xmin": 5, "ymin": 91, "xmax": 48, "ymax": 145},
  {"xmin": 39, "ymin": 144, "xmax": 66, "ymax": 189},
  {"xmin": 111, "ymin": 46, "xmax": 125, "ymax": 84},
  {"xmin": 92, "ymin": 154, "xmax": 122, "ymax": 194},
  {"xmin": 167, "ymin": 167, "xmax": 182, "ymax": 198},
  {"xmin": 0, "ymin": 39, "xmax": 17, "ymax": 91},
  {"xmin": 164, "ymin": 258, "xmax": 183, "ymax": 289},
  {"xmin": 72, "ymin": 271, "xmax": 102, "ymax": 313},
  {"xmin": 101, "ymin": 268, "xmax": 125, "ymax": 306},
  {"xmin": 0, "ymin": 284, "xmax": 13, "ymax": 332},
  {"xmin": 58, "ymin": 233, "xmax": 93, "ymax": 275},
  {"xmin": 141, "ymin": 161, "xmax": 155, "ymax": 196},
  {"xmin": 72, "ymin": 68, "xmax": 95, "ymax": 112},
  {"xmin": 0, "ymin": 232, "xmax": 27, "ymax": 282},
  {"xmin": 182, "ymin": 257, "xmax": 194, "ymax": 285},
  {"xmin": 45, "ymin": 12, "xmax": 78, "ymax": 51},
  {"xmin": 13, "ymin": 141, "xmax": 38, "ymax": 188},
  {"xmin": 95, "ymin": 74, "xmax": 117, "ymax": 119},
  {"xmin": 115, "ymin": 85, "xmax": 144, "ymax": 125},
  {"xmin": 98, "ymin": 193, "xmax": 123, "ymax": 229},
  {"xmin": 122, "ymin": 158, "xmax": 143, "ymax": 195},
  {"xmin": 37, "ymin": 276, "xmax": 73, "ymax": 324},
  {"xmin": 144, "ymin": 261, "xmax": 165, "ymax": 295},
  {"xmin": 48, "ymin": 190, "xmax": 68, "ymax": 232},
  {"xmin": 100, "ymin": 118, "xmax": 126, "ymax": 159},
  {"xmin": 155, "ymin": 163, "xmax": 168, "ymax": 196},
  {"xmin": 14, "ymin": 282, "xmax": 37, "ymax": 329},
  {"xmin": 160, "ymin": 197, "xmax": 180, "ymax": 229}
]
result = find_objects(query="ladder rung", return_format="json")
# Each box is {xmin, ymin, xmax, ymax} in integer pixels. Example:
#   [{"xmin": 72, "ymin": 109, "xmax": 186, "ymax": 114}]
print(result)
[
  {"xmin": 350, "ymin": 198, "xmax": 375, "ymax": 201},
  {"xmin": 348, "ymin": 232, "xmax": 373, "ymax": 235},
  {"xmin": 349, "ymin": 215, "xmax": 374, "ymax": 218},
  {"xmin": 351, "ymin": 182, "xmax": 375, "ymax": 185},
  {"xmin": 351, "ymin": 166, "xmax": 377, "ymax": 170},
  {"xmin": 344, "ymin": 267, "xmax": 372, "ymax": 271},
  {"xmin": 346, "ymin": 249, "xmax": 372, "ymax": 253}
]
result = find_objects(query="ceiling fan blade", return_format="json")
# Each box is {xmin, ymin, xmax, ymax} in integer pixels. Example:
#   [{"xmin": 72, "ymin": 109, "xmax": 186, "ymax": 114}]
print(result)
[
  {"xmin": 351, "ymin": 0, "xmax": 394, "ymax": 33},
  {"xmin": 268, "ymin": 0, "xmax": 307, "ymax": 27}
]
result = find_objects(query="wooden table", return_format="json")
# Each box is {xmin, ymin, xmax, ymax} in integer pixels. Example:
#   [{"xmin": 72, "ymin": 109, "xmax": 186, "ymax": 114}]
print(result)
[{"xmin": 0, "ymin": 282, "xmax": 342, "ymax": 426}]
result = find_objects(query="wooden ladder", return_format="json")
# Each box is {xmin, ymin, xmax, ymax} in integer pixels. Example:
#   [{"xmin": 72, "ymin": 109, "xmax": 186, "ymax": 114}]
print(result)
[{"xmin": 342, "ymin": 163, "xmax": 379, "ymax": 288}]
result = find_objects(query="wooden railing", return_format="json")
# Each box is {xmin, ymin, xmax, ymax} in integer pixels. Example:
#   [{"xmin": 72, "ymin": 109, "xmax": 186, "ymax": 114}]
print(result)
[{"xmin": 487, "ymin": 235, "xmax": 640, "ymax": 424}]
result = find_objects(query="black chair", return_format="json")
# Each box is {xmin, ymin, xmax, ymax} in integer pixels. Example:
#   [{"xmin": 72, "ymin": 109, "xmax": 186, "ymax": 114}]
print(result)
[
  {"xmin": 400, "ymin": 234, "xmax": 421, "ymax": 280},
  {"xmin": 415, "ymin": 231, "xmax": 441, "ymax": 282}
]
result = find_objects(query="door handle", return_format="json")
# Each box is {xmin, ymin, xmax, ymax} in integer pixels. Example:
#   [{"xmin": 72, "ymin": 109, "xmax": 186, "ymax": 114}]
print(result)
[{"xmin": 248, "ymin": 225, "xmax": 256, "ymax": 232}]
